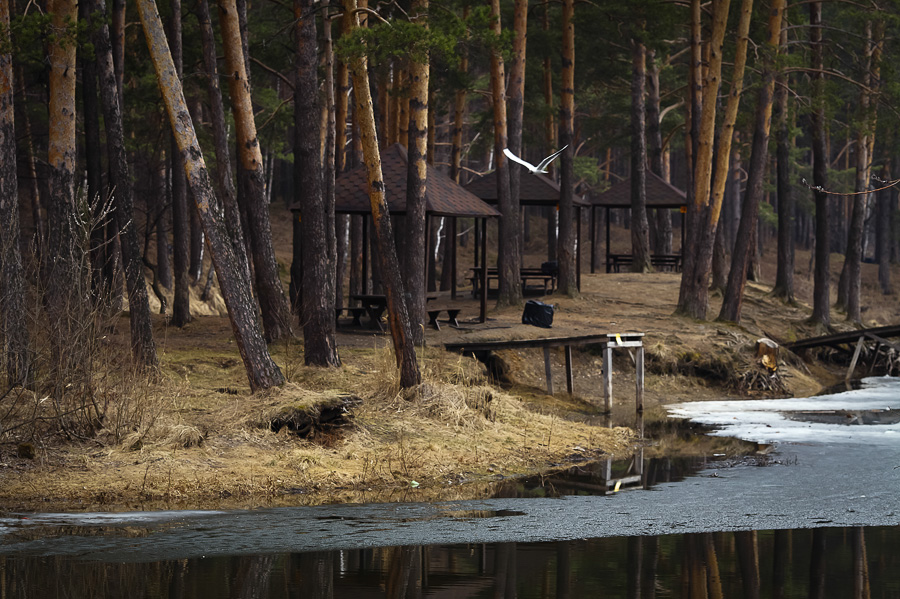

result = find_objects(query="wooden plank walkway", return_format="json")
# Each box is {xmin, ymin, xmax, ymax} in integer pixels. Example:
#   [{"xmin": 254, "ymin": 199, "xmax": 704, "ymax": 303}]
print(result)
[
  {"xmin": 445, "ymin": 332, "xmax": 644, "ymax": 412},
  {"xmin": 784, "ymin": 323, "xmax": 900, "ymax": 381},
  {"xmin": 783, "ymin": 324, "xmax": 900, "ymax": 351}
]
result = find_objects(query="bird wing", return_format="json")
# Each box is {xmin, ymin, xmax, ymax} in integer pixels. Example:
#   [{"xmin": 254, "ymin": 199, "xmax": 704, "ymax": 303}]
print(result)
[
  {"xmin": 534, "ymin": 145, "xmax": 569, "ymax": 172},
  {"xmin": 503, "ymin": 148, "xmax": 538, "ymax": 172}
]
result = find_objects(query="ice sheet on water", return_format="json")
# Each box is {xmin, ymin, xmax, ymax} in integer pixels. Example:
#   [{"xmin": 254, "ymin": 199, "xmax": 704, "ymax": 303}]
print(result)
[
  {"xmin": 0, "ymin": 509, "xmax": 228, "ymax": 535},
  {"xmin": 668, "ymin": 376, "xmax": 900, "ymax": 446}
]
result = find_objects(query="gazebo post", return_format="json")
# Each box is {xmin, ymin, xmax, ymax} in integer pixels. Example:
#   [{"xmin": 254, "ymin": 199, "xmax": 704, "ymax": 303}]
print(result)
[
  {"xmin": 590, "ymin": 206, "xmax": 596, "ymax": 273},
  {"xmin": 450, "ymin": 217, "xmax": 458, "ymax": 299},
  {"xmin": 480, "ymin": 217, "xmax": 487, "ymax": 323},
  {"xmin": 362, "ymin": 215, "xmax": 369, "ymax": 294},
  {"xmin": 576, "ymin": 207, "xmax": 582, "ymax": 291},
  {"xmin": 605, "ymin": 206, "xmax": 611, "ymax": 273}
]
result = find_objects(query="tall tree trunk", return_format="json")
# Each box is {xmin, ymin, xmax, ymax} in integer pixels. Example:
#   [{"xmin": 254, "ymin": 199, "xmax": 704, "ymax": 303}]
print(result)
[
  {"xmin": 837, "ymin": 20, "xmax": 881, "ymax": 323},
  {"xmin": 404, "ymin": 0, "xmax": 429, "ymax": 345},
  {"xmin": 507, "ymin": 0, "xmax": 527, "ymax": 248},
  {"xmin": 809, "ymin": 1, "xmax": 831, "ymax": 327},
  {"xmin": 136, "ymin": 0, "xmax": 283, "ymax": 390},
  {"xmin": 450, "ymin": 7, "xmax": 469, "ymax": 186},
  {"xmin": 0, "ymin": 0, "xmax": 31, "ymax": 386},
  {"xmin": 677, "ymin": 0, "xmax": 732, "ymax": 319},
  {"xmin": 630, "ymin": 37, "xmax": 652, "ymax": 273},
  {"xmin": 678, "ymin": 0, "xmax": 750, "ymax": 319},
  {"xmin": 646, "ymin": 50, "xmax": 672, "ymax": 255},
  {"xmin": 295, "ymin": 0, "xmax": 339, "ymax": 366},
  {"xmin": 557, "ymin": 0, "xmax": 577, "ymax": 295},
  {"xmin": 491, "ymin": 0, "xmax": 522, "ymax": 306},
  {"xmin": 195, "ymin": 0, "xmax": 252, "ymax": 288},
  {"xmin": 79, "ymin": 0, "xmax": 105, "ymax": 296},
  {"xmin": 218, "ymin": 0, "xmax": 293, "ymax": 341},
  {"xmin": 719, "ymin": 0, "xmax": 784, "ymax": 323},
  {"xmin": 15, "ymin": 65, "xmax": 44, "ymax": 258},
  {"xmin": 342, "ymin": 0, "xmax": 420, "ymax": 389},
  {"xmin": 876, "ymin": 161, "xmax": 892, "ymax": 295},
  {"xmin": 772, "ymin": 23, "xmax": 794, "ymax": 303},
  {"xmin": 168, "ymin": 0, "xmax": 192, "ymax": 327},
  {"xmin": 87, "ymin": 0, "xmax": 161, "ymax": 369},
  {"xmin": 543, "ymin": 4, "xmax": 558, "ymax": 263},
  {"xmin": 46, "ymin": 0, "xmax": 85, "ymax": 392}
]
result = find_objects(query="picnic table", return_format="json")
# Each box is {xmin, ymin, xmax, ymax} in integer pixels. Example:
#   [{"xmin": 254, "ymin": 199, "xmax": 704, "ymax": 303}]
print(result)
[{"xmin": 469, "ymin": 267, "xmax": 557, "ymax": 297}]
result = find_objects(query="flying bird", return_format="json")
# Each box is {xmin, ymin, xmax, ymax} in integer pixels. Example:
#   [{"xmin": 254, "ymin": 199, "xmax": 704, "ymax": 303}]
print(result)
[{"xmin": 503, "ymin": 145, "xmax": 569, "ymax": 174}]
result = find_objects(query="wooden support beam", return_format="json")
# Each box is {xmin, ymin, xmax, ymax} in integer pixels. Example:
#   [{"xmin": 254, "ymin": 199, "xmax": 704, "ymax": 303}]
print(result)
[
  {"xmin": 543, "ymin": 346, "xmax": 554, "ymax": 395},
  {"xmin": 603, "ymin": 344, "xmax": 613, "ymax": 412},
  {"xmin": 846, "ymin": 335, "xmax": 866, "ymax": 382},
  {"xmin": 565, "ymin": 345, "xmax": 574, "ymax": 394}
]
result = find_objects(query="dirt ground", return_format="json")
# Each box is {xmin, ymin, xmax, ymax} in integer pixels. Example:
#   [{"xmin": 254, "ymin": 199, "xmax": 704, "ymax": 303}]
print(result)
[{"xmin": 2, "ymin": 218, "xmax": 898, "ymax": 513}]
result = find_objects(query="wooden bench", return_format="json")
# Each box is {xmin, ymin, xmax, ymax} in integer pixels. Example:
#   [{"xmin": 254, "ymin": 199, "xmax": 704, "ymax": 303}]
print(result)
[
  {"xmin": 426, "ymin": 308, "xmax": 462, "ymax": 331},
  {"xmin": 606, "ymin": 254, "xmax": 682, "ymax": 273},
  {"xmin": 334, "ymin": 306, "xmax": 368, "ymax": 327}
]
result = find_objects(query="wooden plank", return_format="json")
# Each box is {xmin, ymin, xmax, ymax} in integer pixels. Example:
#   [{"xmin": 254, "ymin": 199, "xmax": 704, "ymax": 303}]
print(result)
[
  {"xmin": 635, "ymin": 346, "xmax": 644, "ymax": 413},
  {"xmin": 846, "ymin": 336, "xmax": 866, "ymax": 382},
  {"xmin": 543, "ymin": 347, "xmax": 554, "ymax": 395},
  {"xmin": 785, "ymin": 324, "xmax": 900, "ymax": 351},
  {"xmin": 603, "ymin": 345, "xmax": 613, "ymax": 412}
]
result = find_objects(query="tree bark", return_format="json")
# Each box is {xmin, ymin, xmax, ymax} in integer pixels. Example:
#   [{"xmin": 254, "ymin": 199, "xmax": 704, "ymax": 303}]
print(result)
[
  {"xmin": 295, "ymin": 0, "xmax": 339, "ymax": 366},
  {"xmin": 646, "ymin": 50, "xmax": 672, "ymax": 255},
  {"xmin": 46, "ymin": 0, "xmax": 85, "ymax": 390},
  {"xmin": 195, "ymin": 0, "xmax": 252, "ymax": 289},
  {"xmin": 809, "ymin": 1, "xmax": 831, "ymax": 327},
  {"xmin": 491, "ymin": 0, "xmax": 522, "ymax": 306},
  {"xmin": 719, "ymin": 0, "xmax": 784, "ymax": 323},
  {"xmin": 0, "ymin": 0, "xmax": 31, "ymax": 386},
  {"xmin": 557, "ymin": 0, "xmax": 577, "ymax": 295},
  {"xmin": 136, "ymin": 0, "xmax": 283, "ymax": 390},
  {"xmin": 630, "ymin": 37, "xmax": 652, "ymax": 273},
  {"xmin": 404, "ymin": 0, "xmax": 429, "ymax": 345},
  {"xmin": 772, "ymin": 23, "xmax": 794, "ymax": 303},
  {"xmin": 87, "ymin": 0, "xmax": 160, "ymax": 370},
  {"xmin": 342, "ymin": 0, "xmax": 420, "ymax": 388},
  {"xmin": 837, "ymin": 21, "xmax": 881, "ymax": 323},
  {"xmin": 876, "ymin": 162, "xmax": 892, "ymax": 295},
  {"xmin": 678, "ymin": 0, "xmax": 749, "ymax": 320},
  {"xmin": 507, "ymin": 0, "xmax": 527, "ymax": 242},
  {"xmin": 218, "ymin": 0, "xmax": 293, "ymax": 341},
  {"xmin": 167, "ymin": 0, "xmax": 192, "ymax": 328}
]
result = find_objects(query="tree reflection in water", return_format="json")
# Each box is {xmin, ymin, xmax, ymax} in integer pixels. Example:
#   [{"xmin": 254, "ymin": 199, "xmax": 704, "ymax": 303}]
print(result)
[{"xmin": 3, "ymin": 526, "xmax": 897, "ymax": 597}]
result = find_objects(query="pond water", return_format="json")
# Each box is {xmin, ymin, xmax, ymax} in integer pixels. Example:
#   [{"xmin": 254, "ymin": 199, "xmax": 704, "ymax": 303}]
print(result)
[
  {"xmin": 2, "ymin": 377, "xmax": 900, "ymax": 597},
  {"xmin": 3, "ymin": 526, "xmax": 899, "ymax": 598}
]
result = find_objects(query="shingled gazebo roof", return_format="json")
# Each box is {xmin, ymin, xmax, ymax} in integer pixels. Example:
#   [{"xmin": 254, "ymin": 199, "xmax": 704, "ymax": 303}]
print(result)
[
  {"xmin": 464, "ymin": 171, "xmax": 590, "ymax": 207},
  {"xmin": 592, "ymin": 171, "xmax": 687, "ymax": 208},
  {"xmin": 323, "ymin": 143, "xmax": 500, "ymax": 218}
]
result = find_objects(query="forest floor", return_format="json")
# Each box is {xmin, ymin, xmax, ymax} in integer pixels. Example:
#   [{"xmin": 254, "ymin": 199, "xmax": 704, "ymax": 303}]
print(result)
[{"xmin": 2, "ymin": 222, "xmax": 899, "ymax": 513}]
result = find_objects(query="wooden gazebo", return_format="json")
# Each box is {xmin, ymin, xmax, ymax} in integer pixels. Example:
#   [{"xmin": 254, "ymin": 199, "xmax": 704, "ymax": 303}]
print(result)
[
  {"xmin": 464, "ymin": 172, "xmax": 590, "ymax": 291},
  {"xmin": 590, "ymin": 171, "xmax": 687, "ymax": 273},
  {"xmin": 330, "ymin": 143, "xmax": 500, "ymax": 322}
]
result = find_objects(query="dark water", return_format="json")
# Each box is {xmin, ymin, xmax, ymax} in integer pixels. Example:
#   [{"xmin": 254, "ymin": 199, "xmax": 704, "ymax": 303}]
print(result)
[{"xmin": 3, "ymin": 526, "xmax": 899, "ymax": 598}]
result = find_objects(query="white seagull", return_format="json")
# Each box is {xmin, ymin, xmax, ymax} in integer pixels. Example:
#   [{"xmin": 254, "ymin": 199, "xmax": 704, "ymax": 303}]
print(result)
[{"xmin": 503, "ymin": 145, "xmax": 569, "ymax": 174}]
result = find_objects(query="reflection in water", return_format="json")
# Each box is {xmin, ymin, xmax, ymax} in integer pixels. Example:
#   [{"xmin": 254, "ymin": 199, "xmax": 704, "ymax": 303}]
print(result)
[{"xmin": 3, "ymin": 526, "xmax": 898, "ymax": 597}]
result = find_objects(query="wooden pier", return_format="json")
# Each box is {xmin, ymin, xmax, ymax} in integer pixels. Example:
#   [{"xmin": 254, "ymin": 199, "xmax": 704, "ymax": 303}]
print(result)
[{"xmin": 445, "ymin": 332, "xmax": 644, "ymax": 412}]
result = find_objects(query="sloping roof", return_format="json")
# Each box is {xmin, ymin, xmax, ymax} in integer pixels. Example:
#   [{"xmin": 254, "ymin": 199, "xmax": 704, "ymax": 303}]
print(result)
[
  {"xmin": 464, "ymin": 171, "xmax": 590, "ymax": 207},
  {"xmin": 325, "ymin": 143, "xmax": 500, "ymax": 218},
  {"xmin": 592, "ymin": 171, "xmax": 687, "ymax": 208}
]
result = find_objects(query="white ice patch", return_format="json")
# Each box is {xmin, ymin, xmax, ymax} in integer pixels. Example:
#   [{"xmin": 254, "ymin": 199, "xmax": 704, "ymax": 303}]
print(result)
[{"xmin": 668, "ymin": 376, "xmax": 900, "ymax": 446}]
